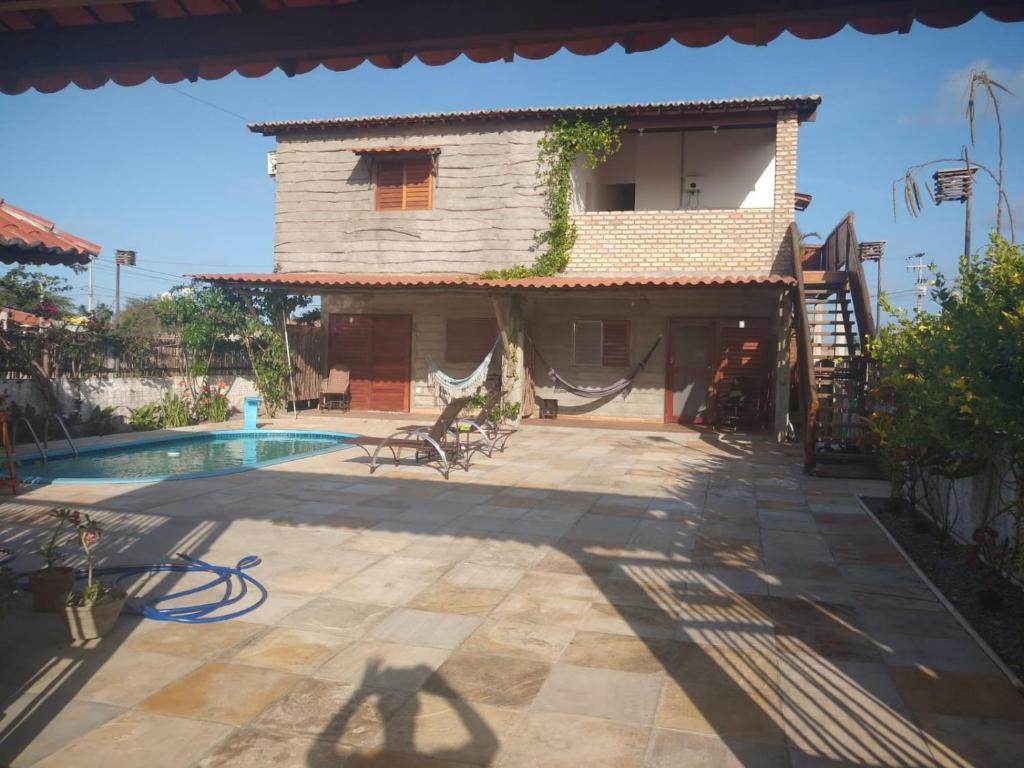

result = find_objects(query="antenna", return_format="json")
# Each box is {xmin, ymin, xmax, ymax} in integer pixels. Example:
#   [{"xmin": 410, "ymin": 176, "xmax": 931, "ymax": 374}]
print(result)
[{"xmin": 905, "ymin": 253, "xmax": 927, "ymax": 312}]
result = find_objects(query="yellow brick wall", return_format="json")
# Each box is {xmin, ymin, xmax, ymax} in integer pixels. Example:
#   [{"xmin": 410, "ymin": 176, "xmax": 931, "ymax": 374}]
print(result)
[{"xmin": 567, "ymin": 111, "xmax": 799, "ymax": 277}]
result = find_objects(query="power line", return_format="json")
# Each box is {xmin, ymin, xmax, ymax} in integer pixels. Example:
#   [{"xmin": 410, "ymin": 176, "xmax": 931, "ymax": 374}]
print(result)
[{"xmin": 169, "ymin": 86, "xmax": 251, "ymax": 123}]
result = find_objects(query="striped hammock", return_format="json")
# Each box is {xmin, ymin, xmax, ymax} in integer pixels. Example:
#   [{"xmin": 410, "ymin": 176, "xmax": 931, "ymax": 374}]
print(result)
[{"xmin": 424, "ymin": 338, "xmax": 499, "ymax": 403}]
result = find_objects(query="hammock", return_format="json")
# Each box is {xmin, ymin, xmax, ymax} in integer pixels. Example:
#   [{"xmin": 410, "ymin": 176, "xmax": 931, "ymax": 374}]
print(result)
[
  {"xmin": 531, "ymin": 335, "xmax": 662, "ymax": 400},
  {"xmin": 424, "ymin": 338, "xmax": 499, "ymax": 403}
]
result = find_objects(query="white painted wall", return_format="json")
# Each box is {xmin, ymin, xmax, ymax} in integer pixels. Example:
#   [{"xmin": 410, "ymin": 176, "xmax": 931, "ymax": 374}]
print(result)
[
  {"xmin": 572, "ymin": 128, "xmax": 775, "ymax": 212},
  {"xmin": 0, "ymin": 375, "xmax": 258, "ymax": 429},
  {"xmin": 683, "ymin": 128, "xmax": 775, "ymax": 209}
]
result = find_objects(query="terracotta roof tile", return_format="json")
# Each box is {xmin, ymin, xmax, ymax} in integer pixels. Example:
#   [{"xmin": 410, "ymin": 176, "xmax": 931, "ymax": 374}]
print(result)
[
  {"xmin": 190, "ymin": 272, "xmax": 795, "ymax": 290},
  {"xmin": 0, "ymin": 199, "xmax": 100, "ymax": 266}
]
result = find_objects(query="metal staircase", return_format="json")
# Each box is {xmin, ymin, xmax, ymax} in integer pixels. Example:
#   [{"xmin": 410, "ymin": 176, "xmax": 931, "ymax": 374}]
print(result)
[{"xmin": 790, "ymin": 214, "xmax": 878, "ymax": 476}]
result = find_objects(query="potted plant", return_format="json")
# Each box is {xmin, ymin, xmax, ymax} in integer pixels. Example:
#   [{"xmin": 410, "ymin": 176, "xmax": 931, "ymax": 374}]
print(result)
[
  {"xmin": 61, "ymin": 513, "xmax": 126, "ymax": 641},
  {"xmin": 28, "ymin": 508, "xmax": 78, "ymax": 611}
]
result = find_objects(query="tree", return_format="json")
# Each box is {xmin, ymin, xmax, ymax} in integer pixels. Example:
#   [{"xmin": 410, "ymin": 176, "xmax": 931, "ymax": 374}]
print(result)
[
  {"xmin": 0, "ymin": 266, "xmax": 74, "ymax": 314},
  {"xmin": 115, "ymin": 296, "xmax": 166, "ymax": 337}
]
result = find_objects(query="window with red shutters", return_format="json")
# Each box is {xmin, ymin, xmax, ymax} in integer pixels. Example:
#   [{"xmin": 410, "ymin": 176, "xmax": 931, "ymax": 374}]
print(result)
[
  {"xmin": 375, "ymin": 157, "xmax": 433, "ymax": 211},
  {"xmin": 446, "ymin": 318, "xmax": 498, "ymax": 363}
]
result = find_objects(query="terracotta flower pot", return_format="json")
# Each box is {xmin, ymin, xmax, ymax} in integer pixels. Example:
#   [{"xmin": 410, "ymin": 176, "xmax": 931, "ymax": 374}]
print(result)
[
  {"xmin": 28, "ymin": 567, "xmax": 76, "ymax": 612},
  {"xmin": 61, "ymin": 587, "xmax": 127, "ymax": 641}
]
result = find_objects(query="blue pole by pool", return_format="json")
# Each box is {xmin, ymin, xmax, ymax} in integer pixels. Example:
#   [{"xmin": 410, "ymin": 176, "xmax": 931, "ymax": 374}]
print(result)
[{"xmin": 243, "ymin": 396, "xmax": 261, "ymax": 430}]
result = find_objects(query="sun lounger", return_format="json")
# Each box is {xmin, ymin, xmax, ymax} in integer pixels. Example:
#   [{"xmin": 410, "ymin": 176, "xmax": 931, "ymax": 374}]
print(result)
[
  {"xmin": 455, "ymin": 390, "xmax": 516, "ymax": 457},
  {"xmin": 351, "ymin": 397, "xmax": 470, "ymax": 479},
  {"xmin": 320, "ymin": 366, "xmax": 351, "ymax": 412}
]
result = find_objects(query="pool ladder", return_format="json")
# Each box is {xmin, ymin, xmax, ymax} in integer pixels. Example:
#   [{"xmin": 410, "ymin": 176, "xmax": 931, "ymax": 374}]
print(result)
[{"xmin": 13, "ymin": 413, "xmax": 79, "ymax": 464}]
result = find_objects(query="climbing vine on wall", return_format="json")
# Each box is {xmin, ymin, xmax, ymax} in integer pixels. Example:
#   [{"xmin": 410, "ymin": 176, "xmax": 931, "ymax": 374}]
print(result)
[{"xmin": 481, "ymin": 116, "xmax": 625, "ymax": 279}]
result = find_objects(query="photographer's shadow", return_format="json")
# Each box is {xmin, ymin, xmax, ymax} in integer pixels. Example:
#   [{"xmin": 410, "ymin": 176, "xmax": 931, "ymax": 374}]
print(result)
[{"xmin": 311, "ymin": 658, "xmax": 498, "ymax": 767}]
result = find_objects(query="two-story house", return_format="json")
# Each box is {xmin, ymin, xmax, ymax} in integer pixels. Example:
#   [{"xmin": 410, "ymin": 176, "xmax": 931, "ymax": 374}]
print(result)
[{"xmin": 199, "ymin": 96, "xmax": 821, "ymax": 438}]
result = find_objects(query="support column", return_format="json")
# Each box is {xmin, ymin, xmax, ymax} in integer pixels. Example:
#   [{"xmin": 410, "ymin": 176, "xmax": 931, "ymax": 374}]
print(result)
[
  {"xmin": 490, "ymin": 294, "xmax": 525, "ymax": 424},
  {"xmin": 774, "ymin": 288, "xmax": 794, "ymax": 441}
]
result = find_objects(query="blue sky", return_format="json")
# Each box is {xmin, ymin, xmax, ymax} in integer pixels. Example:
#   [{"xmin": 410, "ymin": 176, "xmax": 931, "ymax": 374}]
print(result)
[{"xmin": 1, "ymin": 17, "xmax": 1021, "ymax": 319}]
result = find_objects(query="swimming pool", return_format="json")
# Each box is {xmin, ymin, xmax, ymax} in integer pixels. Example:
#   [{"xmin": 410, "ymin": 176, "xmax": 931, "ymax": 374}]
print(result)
[{"xmin": 6, "ymin": 430, "xmax": 356, "ymax": 484}]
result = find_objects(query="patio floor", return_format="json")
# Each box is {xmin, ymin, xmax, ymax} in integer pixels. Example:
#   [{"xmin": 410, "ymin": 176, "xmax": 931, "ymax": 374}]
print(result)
[{"xmin": 1, "ymin": 416, "xmax": 1023, "ymax": 767}]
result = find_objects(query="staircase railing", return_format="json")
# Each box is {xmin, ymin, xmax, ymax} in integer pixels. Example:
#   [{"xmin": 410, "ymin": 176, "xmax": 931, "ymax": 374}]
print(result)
[
  {"xmin": 819, "ymin": 212, "xmax": 875, "ymax": 341},
  {"xmin": 788, "ymin": 222, "xmax": 819, "ymax": 472}
]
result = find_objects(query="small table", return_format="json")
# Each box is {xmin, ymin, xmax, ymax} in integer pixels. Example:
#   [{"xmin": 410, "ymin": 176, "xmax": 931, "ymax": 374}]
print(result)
[{"xmin": 538, "ymin": 398, "xmax": 558, "ymax": 419}]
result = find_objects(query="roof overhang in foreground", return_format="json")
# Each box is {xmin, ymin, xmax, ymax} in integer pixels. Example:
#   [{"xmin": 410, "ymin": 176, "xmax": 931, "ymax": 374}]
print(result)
[
  {"xmin": 1, "ymin": 1, "xmax": 1021, "ymax": 96},
  {"xmin": 0, "ymin": 198, "xmax": 100, "ymax": 267},
  {"xmin": 190, "ymin": 272, "xmax": 796, "ymax": 292}
]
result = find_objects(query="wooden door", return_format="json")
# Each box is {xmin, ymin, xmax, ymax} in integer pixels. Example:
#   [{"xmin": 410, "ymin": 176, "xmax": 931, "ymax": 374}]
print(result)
[
  {"xmin": 665, "ymin": 320, "xmax": 715, "ymax": 425},
  {"xmin": 328, "ymin": 314, "xmax": 411, "ymax": 412},
  {"xmin": 715, "ymin": 323, "xmax": 772, "ymax": 429}
]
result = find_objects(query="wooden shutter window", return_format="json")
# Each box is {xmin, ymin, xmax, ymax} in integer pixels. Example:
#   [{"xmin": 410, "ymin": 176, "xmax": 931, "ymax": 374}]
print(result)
[
  {"xmin": 446, "ymin": 318, "xmax": 497, "ymax": 363},
  {"xmin": 602, "ymin": 319, "xmax": 630, "ymax": 366},
  {"xmin": 375, "ymin": 157, "xmax": 433, "ymax": 211}
]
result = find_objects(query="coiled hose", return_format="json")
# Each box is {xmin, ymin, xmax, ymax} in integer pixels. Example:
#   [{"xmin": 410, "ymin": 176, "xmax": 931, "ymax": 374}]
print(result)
[{"xmin": 90, "ymin": 553, "xmax": 268, "ymax": 623}]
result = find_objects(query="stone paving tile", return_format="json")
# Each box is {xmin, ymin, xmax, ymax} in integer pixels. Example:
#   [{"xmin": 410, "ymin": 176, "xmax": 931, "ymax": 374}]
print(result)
[
  {"xmin": 533, "ymin": 663, "xmax": 662, "ymax": 725},
  {"xmin": 461, "ymin": 619, "xmax": 573, "ymax": 663},
  {"xmin": 442, "ymin": 562, "xmax": 525, "ymax": 591},
  {"xmin": 889, "ymin": 665, "xmax": 1024, "ymax": 721},
  {"xmin": 123, "ymin": 619, "xmax": 265, "ymax": 660},
  {"xmin": 137, "ymin": 662, "xmax": 300, "ymax": 726},
  {"xmin": 33, "ymin": 710, "xmax": 233, "ymax": 768},
  {"xmin": 384, "ymin": 691, "xmax": 522, "ymax": 766},
  {"xmin": 315, "ymin": 639, "xmax": 451, "ymax": 690},
  {"xmin": 407, "ymin": 582, "xmax": 507, "ymax": 616},
  {"xmin": 71, "ymin": 649, "xmax": 202, "ymax": 707},
  {"xmin": 1, "ymin": 695, "xmax": 124, "ymax": 768},
  {"xmin": 559, "ymin": 630, "xmax": 679, "ymax": 674},
  {"xmin": 369, "ymin": 609, "xmax": 482, "ymax": 649},
  {"xmin": 229, "ymin": 627, "xmax": 350, "ymax": 674},
  {"xmin": 645, "ymin": 728, "xmax": 789, "ymax": 768},
  {"xmin": 496, "ymin": 711, "xmax": 649, "ymax": 768},
  {"xmin": 490, "ymin": 591, "xmax": 592, "ymax": 628},
  {"xmin": 195, "ymin": 727, "xmax": 342, "ymax": 768},
  {"xmin": 423, "ymin": 650, "xmax": 551, "ymax": 708},
  {"xmin": 252, "ymin": 677, "xmax": 412, "ymax": 748},
  {"xmin": 916, "ymin": 712, "xmax": 1024, "ymax": 768},
  {"xmin": 278, "ymin": 597, "xmax": 392, "ymax": 637}
]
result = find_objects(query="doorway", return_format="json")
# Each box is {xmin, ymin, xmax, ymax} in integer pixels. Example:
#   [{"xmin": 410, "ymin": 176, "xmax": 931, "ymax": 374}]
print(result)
[
  {"xmin": 665, "ymin": 318, "xmax": 773, "ymax": 428},
  {"xmin": 328, "ymin": 313, "xmax": 411, "ymax": 412}
]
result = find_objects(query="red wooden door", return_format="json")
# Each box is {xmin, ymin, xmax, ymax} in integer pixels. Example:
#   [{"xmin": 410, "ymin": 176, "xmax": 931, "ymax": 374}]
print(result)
[
  {"xmin": 715, "ymin": 323, "xmax": 772, "ymax": 429},
  {"xmin": 328, "ymin": 314, "xmax": 411, "ymax": 412}
]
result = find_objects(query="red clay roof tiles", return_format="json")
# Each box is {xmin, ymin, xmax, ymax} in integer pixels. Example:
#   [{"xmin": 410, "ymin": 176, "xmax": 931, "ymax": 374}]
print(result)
[{"xmin": 0, "ymin": 199, "xmax": 100, "ymax": 266}]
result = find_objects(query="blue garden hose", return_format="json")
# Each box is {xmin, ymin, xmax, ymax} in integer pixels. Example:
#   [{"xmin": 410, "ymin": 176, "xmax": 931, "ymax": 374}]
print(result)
[{"xmin": 13, "ymin": 552, "xmax": 268, "ymax": 623}]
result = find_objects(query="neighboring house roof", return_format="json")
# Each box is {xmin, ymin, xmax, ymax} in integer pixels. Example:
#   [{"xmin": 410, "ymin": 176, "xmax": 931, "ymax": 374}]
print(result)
[
  {"xmin": 0, "ymin": 199, "xmax": 101, "ymax": 266},
  {"xmin": 3, "ymin": 1, "xmax": 1020, "ymax": 96},
  {"xmin": 190, "ymin": 272, "xmax": 795, "ymax": 291},
  {"xmin": 0, "ymin": 305, "xmax": 51, "ymax": 328},
  {"xmin": 249, "ymin": 96, "xmax": 822, "ymax": 135}
]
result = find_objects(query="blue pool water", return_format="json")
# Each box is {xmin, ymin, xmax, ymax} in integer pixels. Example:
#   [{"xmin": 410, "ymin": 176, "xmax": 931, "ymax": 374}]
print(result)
[{"xmin": 8, "ymin": 430, "xmax": 356, "ymax": 484}]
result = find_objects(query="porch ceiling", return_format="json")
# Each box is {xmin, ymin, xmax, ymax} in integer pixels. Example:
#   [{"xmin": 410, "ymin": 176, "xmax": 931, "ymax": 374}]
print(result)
[{"xmin": 189, "ymin": 272, "xmax": 796, "ymax": 291}]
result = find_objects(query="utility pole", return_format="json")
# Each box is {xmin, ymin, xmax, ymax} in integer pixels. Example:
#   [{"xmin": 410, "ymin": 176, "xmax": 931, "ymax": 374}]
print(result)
[
  {"xmin": 87, "ymin": 260, "xmax": 94, "ymax": 312},
  {"xmin": 858, "ymin": 241, "xmax": 884, "ymax": 330},
  {"xmin": 906, "ymin": 253, "xmax": 927, "ymax": 312},
  {"xmin": 114, "ymin": 249, "xmax": 136, "ymax": 325},
  {"xmin": 932, "ymin": 163, "xmax": 977, "ymax": 265}
]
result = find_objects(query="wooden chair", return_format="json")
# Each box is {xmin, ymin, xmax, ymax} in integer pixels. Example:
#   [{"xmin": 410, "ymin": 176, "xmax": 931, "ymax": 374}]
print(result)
[{"xmin": 320, "ymin": 366, "xmax": 351, "ymax": 412}]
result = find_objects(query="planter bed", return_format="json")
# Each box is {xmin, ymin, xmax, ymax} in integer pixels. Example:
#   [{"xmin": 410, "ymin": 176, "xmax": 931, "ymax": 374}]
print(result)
[{"xmin": 862, "ymin": 496, "xmax": 1024, "ymax": 683}]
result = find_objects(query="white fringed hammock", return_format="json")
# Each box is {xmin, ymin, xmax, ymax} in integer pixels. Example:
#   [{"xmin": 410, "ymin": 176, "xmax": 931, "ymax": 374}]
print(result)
[{"xmin": 423, "ymin": 338, "xmax": 500, "ymax": 403}]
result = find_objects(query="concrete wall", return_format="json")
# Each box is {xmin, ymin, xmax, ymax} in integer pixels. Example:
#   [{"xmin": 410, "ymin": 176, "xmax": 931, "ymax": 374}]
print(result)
[
  {"xmin": 273, "ymin": 121, "xmax": 549, "ymax": 274},
  {"xmin": 0, "ymin": 376, "xmax": 258, "ymax": 421},
  {"xmin": 273, "ymin": 112, "xmax": 799, "ymax": 279},
  {"xmin": 320, "ymin": 286, "xmax": 792, "ymax": 434}
]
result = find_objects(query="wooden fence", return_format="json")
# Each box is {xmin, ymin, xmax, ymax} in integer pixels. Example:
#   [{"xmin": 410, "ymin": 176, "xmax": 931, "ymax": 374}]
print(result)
[{"xmin": 286, "ymin": 324, "xmax": 324, "ymax": 402}]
